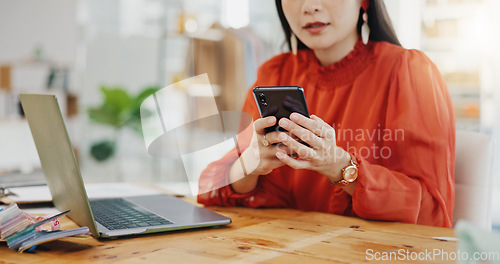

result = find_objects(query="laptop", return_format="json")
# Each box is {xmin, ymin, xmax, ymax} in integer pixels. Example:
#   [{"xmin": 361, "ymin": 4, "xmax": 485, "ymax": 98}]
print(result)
[{"xmin": 19, "ymin": 94, "xmax": 231, "ymax": 239}]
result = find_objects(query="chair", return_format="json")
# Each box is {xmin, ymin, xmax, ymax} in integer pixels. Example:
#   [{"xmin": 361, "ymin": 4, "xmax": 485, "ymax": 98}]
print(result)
[{"xmin": 453, "ymin": 130, "xmax": 495, "ymax": 230}]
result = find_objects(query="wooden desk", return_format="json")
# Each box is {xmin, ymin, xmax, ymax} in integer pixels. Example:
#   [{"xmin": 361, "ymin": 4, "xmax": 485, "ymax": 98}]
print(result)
[{"xmin": 1, "ymin": 204, "xmax": 457, "ymax": 263}]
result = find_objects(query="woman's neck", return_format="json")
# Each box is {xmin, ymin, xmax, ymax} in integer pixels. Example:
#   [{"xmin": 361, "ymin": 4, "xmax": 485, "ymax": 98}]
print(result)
[{"xmin": 313, "ymin": 34, "xmax": 359, "ymax": 66}]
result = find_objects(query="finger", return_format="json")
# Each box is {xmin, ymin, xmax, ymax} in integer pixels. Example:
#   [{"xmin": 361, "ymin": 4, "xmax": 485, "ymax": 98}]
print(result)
[
  {"xmin": 262, "ymin": 134, "xmax": 298, "ymax": 154},
  {"xmin": 290, "ymin": 113, "xmax": 328, "ymax": 139},
  {"xmin": 276, "ymin": 143, "xmax": 295, "ymax": 155},
  {"xmin": 275, "ymin": 151, "xmax": 309, "ymax": 170},
  {"xmin": 278, "ymin": 132, "xmax": 317, "ymax": 160},
  {"xmin": 253, "ymin": 116, "xmax": 277, "ymax": 134},
  {"xmin": 258, "ymin": 140, "xmax": 293, "ymax": 156},
  {"xmin": 310, "ymin": 115, "xmax": 336, "ymax": 140},
  {"xmin": 279, "ymin": 118, "xmax": 322, "ymax": 148},
  {"xmin": 290, "ymin": 113, "xmax": 321, "ymax": 133},
  {"xmin": 262, "ymin": 131, "xmax": 283, "ymax": 145}
]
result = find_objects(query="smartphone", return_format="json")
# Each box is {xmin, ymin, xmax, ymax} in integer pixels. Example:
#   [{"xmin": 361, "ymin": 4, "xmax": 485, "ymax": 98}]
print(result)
[{"xmin": 253, "ymin": 86, "xmax": 310, "ymax": 134}]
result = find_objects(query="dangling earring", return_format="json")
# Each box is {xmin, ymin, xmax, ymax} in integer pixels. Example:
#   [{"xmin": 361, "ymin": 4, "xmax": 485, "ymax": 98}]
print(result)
[
  {"xmin": 361, "ymin": 0, "xmax": 370, "ymax": 45},
  {"xmin": 290, "ymin": 32, "xmax": 298, "ymax": 56}
]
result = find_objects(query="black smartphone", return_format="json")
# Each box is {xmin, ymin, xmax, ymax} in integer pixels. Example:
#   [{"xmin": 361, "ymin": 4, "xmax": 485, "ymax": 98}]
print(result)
[{"xmin": 253, "ymin": 86, "xmax": 310, "ymax": 134}]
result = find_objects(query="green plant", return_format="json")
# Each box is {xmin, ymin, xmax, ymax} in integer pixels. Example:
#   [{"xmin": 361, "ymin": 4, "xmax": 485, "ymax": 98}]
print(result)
[{"xmin": 87, "ymin": 86, "xmax": 159, "ymax": 161}]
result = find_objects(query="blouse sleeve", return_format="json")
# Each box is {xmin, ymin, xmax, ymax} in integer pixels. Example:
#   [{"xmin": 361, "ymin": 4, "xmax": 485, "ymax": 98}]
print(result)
[
  {"xmin": 197, "ymin": 54, "xmax": 291, "ymax": 208},
  {"xmin": 351, "ymin": 49, "xmax": 455, "ymax": 227}
]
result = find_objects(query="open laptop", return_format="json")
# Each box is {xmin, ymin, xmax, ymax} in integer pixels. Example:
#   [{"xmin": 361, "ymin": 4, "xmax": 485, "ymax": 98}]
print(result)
[{"xmin": 19, "ymin": 94, "xmax": 231, "ymax": 239}]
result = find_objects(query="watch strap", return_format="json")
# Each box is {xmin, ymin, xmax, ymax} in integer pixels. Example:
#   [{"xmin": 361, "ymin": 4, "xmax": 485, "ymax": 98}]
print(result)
[{"xmin": 329, "ymin": 153, "xmax": 358, "ymax": 186}]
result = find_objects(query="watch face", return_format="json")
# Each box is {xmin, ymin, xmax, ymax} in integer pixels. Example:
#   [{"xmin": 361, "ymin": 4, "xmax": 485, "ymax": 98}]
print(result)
[{"xmin": 344, "ymin": 166, "xmax": 358, "ymax": 182}]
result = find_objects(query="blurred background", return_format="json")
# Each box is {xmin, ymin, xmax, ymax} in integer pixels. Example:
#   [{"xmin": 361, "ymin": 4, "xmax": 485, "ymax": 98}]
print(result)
[{"xmin": 0, "ymin": 0, "xmax": 499, "ymax": 228}]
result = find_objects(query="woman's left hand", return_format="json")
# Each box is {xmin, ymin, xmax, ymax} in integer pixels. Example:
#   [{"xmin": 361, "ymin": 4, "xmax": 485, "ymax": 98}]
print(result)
[{"xmin": 275, "ymin": 113, "xmax": 351, "ymax": 183}]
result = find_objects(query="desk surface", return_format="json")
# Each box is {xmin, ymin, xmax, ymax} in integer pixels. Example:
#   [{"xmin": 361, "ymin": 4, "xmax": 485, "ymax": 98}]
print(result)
[{"xmin": 1, "ymin": 201, "xmax": 457, "ymax": 263}]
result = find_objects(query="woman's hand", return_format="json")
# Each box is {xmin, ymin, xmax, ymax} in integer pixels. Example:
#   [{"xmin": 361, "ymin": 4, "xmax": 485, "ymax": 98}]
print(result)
[
  {"xmin": 229, "ymin": 116, "xmax": 289, "ymax": 193},
  {"xmin": 274, "ymin": 113, "xmax": 351, "ymax": 185}
]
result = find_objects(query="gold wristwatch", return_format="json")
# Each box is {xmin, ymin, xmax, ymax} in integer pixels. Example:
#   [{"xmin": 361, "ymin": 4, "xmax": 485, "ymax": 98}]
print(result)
[{"xmin": 330, "ymin": 154, "xmax": 358, "ymax": 186}]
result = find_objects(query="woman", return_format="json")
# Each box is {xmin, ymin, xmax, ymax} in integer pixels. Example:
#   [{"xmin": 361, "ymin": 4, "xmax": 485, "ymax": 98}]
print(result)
[{"xmin": 198, "ymin": 0, "xmax": 455, "ymax": 228}]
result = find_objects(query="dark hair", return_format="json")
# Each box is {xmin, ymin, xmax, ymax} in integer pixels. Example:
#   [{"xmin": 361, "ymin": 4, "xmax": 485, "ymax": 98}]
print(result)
[{"xmin": 275, "ymin": 0, "xmax": 401, "ymax": 52}]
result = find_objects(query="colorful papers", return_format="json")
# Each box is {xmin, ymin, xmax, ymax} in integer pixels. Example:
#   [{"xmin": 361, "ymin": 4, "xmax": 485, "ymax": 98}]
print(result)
[{"xmin": 0, "ymin": 203, "xmax": 90, "ymax": 252}]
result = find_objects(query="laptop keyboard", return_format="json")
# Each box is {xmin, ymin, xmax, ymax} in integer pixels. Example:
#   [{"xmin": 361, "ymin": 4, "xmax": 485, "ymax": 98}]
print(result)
[{"xmin": 90, "ymin": 198, "xmax": 173, "ymax": 230}]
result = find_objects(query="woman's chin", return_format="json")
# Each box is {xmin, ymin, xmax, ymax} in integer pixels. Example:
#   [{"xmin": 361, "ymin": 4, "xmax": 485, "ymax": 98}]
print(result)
[
  {"xmin": 302, "ymin": 43, "xmax": 334, "ymax": 52},
  {"xmin": 298, "ymin": 38, "xmax": 335, "ymax": 51}
]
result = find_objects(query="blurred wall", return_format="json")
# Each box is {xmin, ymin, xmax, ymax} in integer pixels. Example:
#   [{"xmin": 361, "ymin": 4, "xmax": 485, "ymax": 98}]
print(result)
[{"xmin": 0, "ymin": 0, "xmax": 77, "ymax": 66}]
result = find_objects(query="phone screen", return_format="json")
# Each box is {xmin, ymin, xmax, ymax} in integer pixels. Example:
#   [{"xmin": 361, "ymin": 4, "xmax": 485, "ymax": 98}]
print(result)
[{"xmin": 253, "ymin": 86, "xmax": 310, "ymax": 134}]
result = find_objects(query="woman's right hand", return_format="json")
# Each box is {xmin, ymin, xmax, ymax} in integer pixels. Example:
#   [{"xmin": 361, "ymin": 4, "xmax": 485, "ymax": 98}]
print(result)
[{"xmin": 229, "ymin": 116, "xmax": 287, "ymax": 193}]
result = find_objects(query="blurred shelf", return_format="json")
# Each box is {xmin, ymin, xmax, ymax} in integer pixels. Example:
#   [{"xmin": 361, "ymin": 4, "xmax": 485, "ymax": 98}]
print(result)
[
  {"xmin": 422, "ymin": 0, "xmax": 492, "ymax": 131},
  {"xmin": 424, "ymin": 1, "xmax": 483, "ymax": 20}
]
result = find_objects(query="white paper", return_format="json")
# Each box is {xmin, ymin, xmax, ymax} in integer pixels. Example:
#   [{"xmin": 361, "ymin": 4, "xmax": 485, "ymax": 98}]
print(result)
[
  {"xmin": 432, "ymin": 236, "xmax": 458, "ymax": 241},
  {"xmin": 22, "ymin": 207, "xmax": 62, "ymax": 216},
  {"xmin": 6, "ymin": 185, "xmax": 51, "ymax": 203},
  {"xmin": 7, "ymin": 182, "xmax": 163, "ymax": 203}
]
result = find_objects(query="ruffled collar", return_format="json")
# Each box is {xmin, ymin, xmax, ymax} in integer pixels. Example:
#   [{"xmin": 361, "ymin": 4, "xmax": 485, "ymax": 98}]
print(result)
[{"xmin": 300, "ymin": 40, "xmax": 374, "ymax": 88}]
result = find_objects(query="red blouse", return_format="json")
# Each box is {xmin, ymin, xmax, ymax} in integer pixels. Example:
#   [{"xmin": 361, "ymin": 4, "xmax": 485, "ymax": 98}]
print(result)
[{"xmin": 197, "ymin": 41, "xmax": 456, "ymax": 228}]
